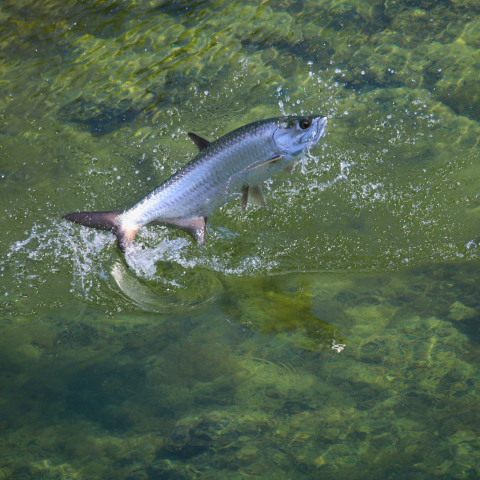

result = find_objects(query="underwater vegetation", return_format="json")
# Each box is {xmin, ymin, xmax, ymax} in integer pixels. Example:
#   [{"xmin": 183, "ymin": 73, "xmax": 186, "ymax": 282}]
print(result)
[
  {"xmin": 2, "ymin": 265, "xmax": 480, "ymax": 479},
  {"xmin": 221, "ymin": 275, "xmax": 345, "ymax": 352},
  {"xmin": 1, "ymin": 0, "xmax": 480, "ymax": 132}
]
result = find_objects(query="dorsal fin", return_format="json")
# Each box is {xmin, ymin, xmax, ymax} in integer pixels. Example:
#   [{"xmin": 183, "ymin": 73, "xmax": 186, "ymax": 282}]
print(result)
[{"xmin": 188, "ymin": 132, "xmax": 211, "ymax": 151}]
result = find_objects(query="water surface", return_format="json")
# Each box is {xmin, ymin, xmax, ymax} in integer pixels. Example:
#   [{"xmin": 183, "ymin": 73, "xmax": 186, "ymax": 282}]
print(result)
[{"xmin": 2, "ymin": 0, "xmax": 480, "ymax": 478}]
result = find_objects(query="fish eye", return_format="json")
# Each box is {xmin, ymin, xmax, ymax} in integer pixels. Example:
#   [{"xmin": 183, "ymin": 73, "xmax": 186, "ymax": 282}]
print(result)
[{"xmin": 299, "ymin": 118, "xmax": 311, "ymax": 129}]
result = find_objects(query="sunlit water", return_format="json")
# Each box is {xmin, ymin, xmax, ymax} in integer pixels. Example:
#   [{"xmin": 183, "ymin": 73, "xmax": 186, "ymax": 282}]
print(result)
[{"xmin": 2, "ymin": 1, "xmax": 480, "ymax": 479}]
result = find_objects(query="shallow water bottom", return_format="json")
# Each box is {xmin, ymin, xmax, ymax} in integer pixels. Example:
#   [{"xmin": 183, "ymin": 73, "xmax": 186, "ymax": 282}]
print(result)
[{"xmin": 2, "ymin": 261, "xmax": 480, "ymax": 480}]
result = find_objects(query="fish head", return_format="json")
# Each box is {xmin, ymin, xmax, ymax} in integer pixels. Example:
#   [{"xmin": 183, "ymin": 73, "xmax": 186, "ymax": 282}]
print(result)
[{"xmin": 273, "ymin": 115, "xmax": 327, "ymax": 155}]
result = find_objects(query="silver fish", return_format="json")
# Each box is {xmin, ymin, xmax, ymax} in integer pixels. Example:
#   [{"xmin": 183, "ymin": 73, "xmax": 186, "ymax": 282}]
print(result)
[{"xmin": 64, "ymin": 115, "xmax": 327, "ymax": 252}]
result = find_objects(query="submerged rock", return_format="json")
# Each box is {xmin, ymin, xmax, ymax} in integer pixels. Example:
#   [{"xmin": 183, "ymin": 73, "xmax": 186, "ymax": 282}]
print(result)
[{"xmin": 448, "ymin": 301, "xmax": 477, "ymax": 321}]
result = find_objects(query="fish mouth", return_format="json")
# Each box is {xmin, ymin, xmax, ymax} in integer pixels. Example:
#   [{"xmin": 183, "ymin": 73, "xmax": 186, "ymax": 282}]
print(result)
[
  {"xmin": 272, "ymin": 115, "xmax": 328, "ymax": 153},
  {"xmin": 305, "ymin": 116, "xmax": 327, "ymax": 145}
]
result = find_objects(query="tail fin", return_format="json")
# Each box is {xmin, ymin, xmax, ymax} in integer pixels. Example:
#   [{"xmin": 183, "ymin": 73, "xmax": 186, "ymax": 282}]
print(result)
[{"xmin": 63, "ymin": 211, "xmax": 138, "ymax": 253}]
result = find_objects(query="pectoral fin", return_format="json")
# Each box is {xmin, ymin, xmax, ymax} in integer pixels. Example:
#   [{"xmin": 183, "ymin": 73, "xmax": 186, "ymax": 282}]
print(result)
[
  {"xmin": 243, "ymin": 155, "xmax": 283, "ymax": 172},
  {"xmin": 188, "ymin": 133, "xmax": 211, "ymax": 151},
  {"xmin": 164, "ymin": 216, "xmax": 207, "ymax": 244},
  {"xmin": 285, "ymin": 162, "xmax": 296, "ymax": 173},
  {"xmin": 241, "ymin": 185, "xmax": 266, "ymax": 212}
]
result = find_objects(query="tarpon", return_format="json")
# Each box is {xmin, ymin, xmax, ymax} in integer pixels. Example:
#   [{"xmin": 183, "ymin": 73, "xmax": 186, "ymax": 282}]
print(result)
[{"xmin": 64, "ymin": 115, "xmax": 327, "ymax": 252}]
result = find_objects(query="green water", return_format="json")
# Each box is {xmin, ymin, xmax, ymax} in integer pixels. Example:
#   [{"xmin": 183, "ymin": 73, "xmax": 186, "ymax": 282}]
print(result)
[{"xmin": 2, "ymin": 0, "xmax": 480, "ymax": 478}]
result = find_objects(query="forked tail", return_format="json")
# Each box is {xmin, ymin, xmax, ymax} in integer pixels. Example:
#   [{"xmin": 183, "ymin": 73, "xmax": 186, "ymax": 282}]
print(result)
[{"xmin": 63, "ymin": 211, "xmax": 138, "ymax": 253}]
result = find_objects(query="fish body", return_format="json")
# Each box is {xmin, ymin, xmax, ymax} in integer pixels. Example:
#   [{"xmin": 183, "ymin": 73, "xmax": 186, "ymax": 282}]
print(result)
[{"xmin": 64, "ymin": 115, "xmax": 328, "ymax": 252}]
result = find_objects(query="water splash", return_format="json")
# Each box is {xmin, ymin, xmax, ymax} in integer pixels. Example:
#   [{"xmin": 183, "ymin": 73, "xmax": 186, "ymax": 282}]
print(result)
[{"xmin": 2, "ymin": 219, "xmax": 223, "ymax": 314}]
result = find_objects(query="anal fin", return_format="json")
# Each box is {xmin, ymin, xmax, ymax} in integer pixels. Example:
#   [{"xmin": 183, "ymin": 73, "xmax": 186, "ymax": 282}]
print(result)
[{"xmin": 164, "ymin": 217, "xmax": 207, "ymax": 244}]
